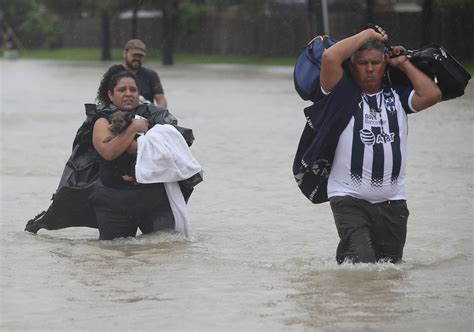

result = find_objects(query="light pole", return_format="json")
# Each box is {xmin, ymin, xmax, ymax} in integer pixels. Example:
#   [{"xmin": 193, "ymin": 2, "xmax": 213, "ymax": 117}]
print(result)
[{"xmin": 321, "ymin": 0, "xmax": 330, "ymax": 35}]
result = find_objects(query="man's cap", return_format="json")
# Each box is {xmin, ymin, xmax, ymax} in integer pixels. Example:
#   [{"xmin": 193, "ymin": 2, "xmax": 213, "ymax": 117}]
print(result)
[{"xmin": 124, "ymin": 39, "xmax": 146, "ymax": 55}]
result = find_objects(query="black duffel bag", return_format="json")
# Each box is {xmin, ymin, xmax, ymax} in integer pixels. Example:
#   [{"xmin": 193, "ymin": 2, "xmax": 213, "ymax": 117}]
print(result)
[{"xmin": 387, "ymin": 43, "xmax": 471, "ymax": 101}]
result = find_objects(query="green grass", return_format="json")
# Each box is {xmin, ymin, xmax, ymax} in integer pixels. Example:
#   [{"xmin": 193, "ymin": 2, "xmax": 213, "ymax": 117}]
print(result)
[
  {"xmin": 464, "ymin": 61, "xmax": 474, "ymax": 76},
  {"xmin": 173, "ymin": 53, "xmax": 296, "ymax": 66},
  {"xmin": 19, "ymin": 48, "xmax": 124, "ymax": 61},
  {"xmin": 16, "ymin": 48, "xmax": 296, "ymax": 67},
  {"xmin": 11, "ymin": 48, "xmax": 474, "ymax": 75}
]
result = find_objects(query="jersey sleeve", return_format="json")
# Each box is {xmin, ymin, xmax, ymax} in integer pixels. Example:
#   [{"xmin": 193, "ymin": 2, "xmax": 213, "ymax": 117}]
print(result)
[{"xmin": 393, "ymin": 85, "xmax": 416, "ymax": 114}]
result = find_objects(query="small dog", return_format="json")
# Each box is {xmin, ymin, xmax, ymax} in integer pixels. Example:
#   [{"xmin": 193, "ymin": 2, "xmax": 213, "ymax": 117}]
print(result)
[
  {"xmin": 109, "ymin": 110, "xmax": 134, "ymax": 134},
  {"xmin": 102, "ymin": 111, "xmax": 134, "ymax": 143},
  {"xmin": 104, "ymin": 111, "xmax": 137, "ymax": 183}
]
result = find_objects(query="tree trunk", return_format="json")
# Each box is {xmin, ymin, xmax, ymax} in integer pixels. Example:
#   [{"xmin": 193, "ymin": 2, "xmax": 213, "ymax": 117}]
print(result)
[
  {"xmin": 306, "ymin": 0, "xmax": 315, "ymax": 34},
  {"xmin": 100, "ymin": 10, "xmax": 111, "ymax": 61},
  {"xmin": 366, "ymin": 0, "xmax": 376, "ymax": 24},
  {"xmin": 309, "ymin": 0, "xmax": 324, "ymax": 34},
  {"xmin": 421, "ymin": 0, "xmax": 433, "ymax": 45},
  {"xmin": 131, "ymin": 6, "xmax": 139, "ymax": 38},
  {"xmin": 162, "ymin": 0, "xmax": 179, "ymax": 66}
]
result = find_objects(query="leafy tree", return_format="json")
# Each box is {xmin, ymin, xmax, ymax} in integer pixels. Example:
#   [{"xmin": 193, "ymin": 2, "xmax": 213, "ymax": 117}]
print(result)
[
  {"xmin": 366, "ymin": 0, "xmax": 376, "ymax": 23},
  {"xmin": 421, "ymin": 0, "xmax": 433, "ymax": 44},
  {"xmin": 2, "ymin": 0, "xmax": 62, "ymax": 49},
  {"xmin": 432, "ymin": 0, "xmax": 474, "ymax": 9},
  {"xmin": 136, "ymin": 0, "xmax": 181, "ymax": 65},
  {"xmin": 93, "ymin": 0, "xmax": 145, "ymax": 60},
  {"xmin": 160, "ymin": 0, "xmax": 180, "ymax": 65},
  {"xmin": 39, "ymin": 0, "xmax": 142, "ymax": 60}
]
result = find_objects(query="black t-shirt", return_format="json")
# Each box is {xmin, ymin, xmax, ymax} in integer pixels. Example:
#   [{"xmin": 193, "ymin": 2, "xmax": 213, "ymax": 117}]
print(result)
[{"xmin": 122, "ymin": 65, "xmax": 164, "ymax": 103}]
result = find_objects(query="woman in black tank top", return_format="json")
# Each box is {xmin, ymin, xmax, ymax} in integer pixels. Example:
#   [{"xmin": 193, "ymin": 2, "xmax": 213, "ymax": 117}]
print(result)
[{"xmin": 90, "ymin": 66, "xmax": 174, "ymax": 240}]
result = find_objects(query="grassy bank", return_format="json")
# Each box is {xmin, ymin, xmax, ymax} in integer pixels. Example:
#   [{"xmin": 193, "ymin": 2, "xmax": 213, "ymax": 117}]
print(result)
[
  {"xmin": 464, "ymin": 62, "xmax": 474, "ymax": 76},
  {"xmin": 16, "ymin": 48, "xmax": 297, "ymax": 67},
  {"xmin": 8, "ymin": 48, "xmax": 474, "ymax": 75}
]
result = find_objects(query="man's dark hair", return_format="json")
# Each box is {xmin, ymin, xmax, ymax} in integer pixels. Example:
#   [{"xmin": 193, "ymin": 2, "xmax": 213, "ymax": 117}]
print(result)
[{"xmin": 96, "ymin": 65, "xmax": 138, "ymax": 105}]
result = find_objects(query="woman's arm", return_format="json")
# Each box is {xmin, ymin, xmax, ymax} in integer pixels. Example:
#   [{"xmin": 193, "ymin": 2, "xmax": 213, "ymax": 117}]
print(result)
[{"xmin": 92, "ymin": 117, "xmax": 149, "ymax": 160}]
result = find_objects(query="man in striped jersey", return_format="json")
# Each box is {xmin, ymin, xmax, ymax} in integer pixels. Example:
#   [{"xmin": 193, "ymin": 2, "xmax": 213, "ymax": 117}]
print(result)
[{"xmin": 320, "ymin": 26, "xmax": 441, "ymax": 264}]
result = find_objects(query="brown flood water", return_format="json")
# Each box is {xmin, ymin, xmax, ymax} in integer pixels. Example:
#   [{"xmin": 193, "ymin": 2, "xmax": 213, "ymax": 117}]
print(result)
[{"xmin": 1, "ymin": 59, "xmax": 473, "ymax": 331}]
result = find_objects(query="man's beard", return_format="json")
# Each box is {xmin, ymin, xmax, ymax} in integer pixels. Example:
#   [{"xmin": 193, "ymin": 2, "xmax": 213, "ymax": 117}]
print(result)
[{"xmin": 126, "ymin": 59, "xmax": 141, "ymax": 70}]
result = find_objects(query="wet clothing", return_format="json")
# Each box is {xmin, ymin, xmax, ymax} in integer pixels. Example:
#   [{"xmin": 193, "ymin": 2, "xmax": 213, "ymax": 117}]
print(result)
[
  {"xmin": 24, "ymin": 103, "xmax": 201, "ymax": 235},
  {"xmin": 97, "ymin": 105, "xmax": 178, "ymax": 191},
  {"xmin": 92, "ymin": 106, "xmax": 179, "ymax": 240},
  {"xmin": 292, "ymin": 73, "xmax": 366, "ymax": 204},
  {"xmin": 330, "ymin": 195, "xmax": 409, "ymax": 263},
  {"xmin": 90, "ymin": 180, "xmax": 174, "ymax": 240},
  {"xmin": 99, "ymin": 153, "xmax": 138, "ymax": 190},
  {"xmin": 325, "ymin": 74, "xmax": 414, "ymax": 263},
  {"xmin": 92, "ymin": 132, "xmax": 171, "ymax": 239},
  {"xmin": 122, "ymin": 65, "xmax": 164, "ymax": 103},
  {"xmin": 327, "ymin": 77, "xmax": 414, "ymax": 203}
]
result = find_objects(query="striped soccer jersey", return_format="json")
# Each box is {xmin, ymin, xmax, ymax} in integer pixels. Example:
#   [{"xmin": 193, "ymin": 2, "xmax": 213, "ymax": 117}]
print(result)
[{"xmin": 327, "ymin": 84, "xmax": 415, "ymax": 203}]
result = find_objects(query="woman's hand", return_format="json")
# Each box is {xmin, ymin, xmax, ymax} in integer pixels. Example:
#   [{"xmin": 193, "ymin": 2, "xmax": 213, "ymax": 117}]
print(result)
[{"xmin": 131, "ymin": 118, "xmax": 149, "ymax": 134}]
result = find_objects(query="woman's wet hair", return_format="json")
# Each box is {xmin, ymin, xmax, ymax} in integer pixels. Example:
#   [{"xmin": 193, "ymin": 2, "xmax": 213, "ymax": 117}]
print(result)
[
  {"xmin": 96, "ymin": 65, "xmax": 138, "ymax": 105},
  {"xmin": 351, "ymin": 39, "xmax": 387, "ymax": 62}
]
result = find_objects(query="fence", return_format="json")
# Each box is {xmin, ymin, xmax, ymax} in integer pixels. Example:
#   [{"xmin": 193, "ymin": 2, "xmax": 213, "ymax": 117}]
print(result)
[{"xmin": 52, "ymin": 9, "xmax": 474, "ymax": 60}]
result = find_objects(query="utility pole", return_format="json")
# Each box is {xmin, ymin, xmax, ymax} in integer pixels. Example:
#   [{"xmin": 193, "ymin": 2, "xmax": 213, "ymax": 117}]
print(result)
[
  {"xmin": 101, "ymin": 10, "xmax": 111, "ymax": 61},
  {"xmin": 321, "ymin": 0, "xmax": 329, "ymax": 35},
  {"xmin": 366, "ymin": 0, "xmax": 375, "ymax": 23}
]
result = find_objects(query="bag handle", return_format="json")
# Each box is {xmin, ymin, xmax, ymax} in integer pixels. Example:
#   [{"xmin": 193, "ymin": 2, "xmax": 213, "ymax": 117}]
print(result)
[
  {"xmin": 304, "ymin": 35, "xmax": 332, "ymax": 65},
  {"xmin": 366, "ymin": 23, "xmax": 413, "ymax": 57}
]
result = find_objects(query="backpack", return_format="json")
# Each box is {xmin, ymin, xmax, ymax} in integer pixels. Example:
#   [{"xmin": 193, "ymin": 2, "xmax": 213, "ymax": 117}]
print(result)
[{"xmin": 293, "ymin": 35, "xmax": 337, "ymax": 101}]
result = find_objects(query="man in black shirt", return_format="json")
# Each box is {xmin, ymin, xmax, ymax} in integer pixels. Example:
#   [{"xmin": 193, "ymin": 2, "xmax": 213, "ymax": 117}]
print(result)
[{"xmin": 122, "ymin": 39, "xmax": 168, "ymax": 107}]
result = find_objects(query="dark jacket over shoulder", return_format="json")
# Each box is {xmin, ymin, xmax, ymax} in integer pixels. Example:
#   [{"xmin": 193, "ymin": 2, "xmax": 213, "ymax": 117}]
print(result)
[{"xmin": 293, "ymin": 75, "xmax": 361, "ymax": 203}]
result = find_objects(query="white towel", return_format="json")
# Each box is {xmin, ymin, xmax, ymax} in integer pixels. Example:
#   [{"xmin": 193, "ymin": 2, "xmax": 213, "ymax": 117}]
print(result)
[{"xmin": 136, "ymin": 124, "xmax": 202, "ymax": 237}]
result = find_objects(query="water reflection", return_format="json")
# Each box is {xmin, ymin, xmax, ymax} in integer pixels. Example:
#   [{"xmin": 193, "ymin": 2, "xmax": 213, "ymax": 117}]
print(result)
[{"xmin": 288, "ymin": 264, "xmax": 410, "ymax": 328}]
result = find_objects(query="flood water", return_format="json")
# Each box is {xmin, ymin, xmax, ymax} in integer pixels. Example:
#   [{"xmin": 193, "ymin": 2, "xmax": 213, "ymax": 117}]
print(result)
[{"xmin": 1, "ymin": 59, "xmax": 473, "ymax": 331}]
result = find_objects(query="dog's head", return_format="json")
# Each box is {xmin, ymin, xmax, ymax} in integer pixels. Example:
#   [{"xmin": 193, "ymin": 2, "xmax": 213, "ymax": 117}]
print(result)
[{"xmin": 108, "ymin": 111, "xmax": 133, "ymax": 134}]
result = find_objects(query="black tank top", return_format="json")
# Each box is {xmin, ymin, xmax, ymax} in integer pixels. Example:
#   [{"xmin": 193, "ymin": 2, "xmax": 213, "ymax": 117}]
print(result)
[
  {"xmin": 99, "ymin": 153, "xmax": 140, "ymax": 189},
  {"xmin": 97, "ymin": 103, "xmax": 175, "ymax": 189}
]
